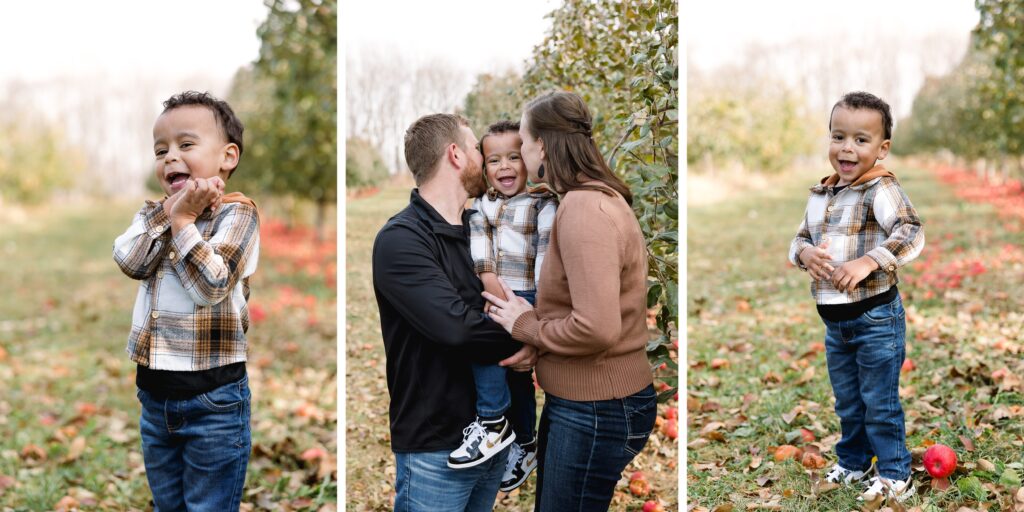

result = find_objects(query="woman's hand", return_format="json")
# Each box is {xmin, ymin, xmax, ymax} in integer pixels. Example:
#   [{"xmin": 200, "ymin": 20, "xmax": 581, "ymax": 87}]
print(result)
[{"xmin": 481, "ymin": 277, "xmax": 534, "ymax": 334}]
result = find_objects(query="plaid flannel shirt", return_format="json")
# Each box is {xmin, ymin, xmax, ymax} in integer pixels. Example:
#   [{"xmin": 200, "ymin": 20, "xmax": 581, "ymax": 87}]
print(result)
[
  {"xmin": 114, "ymin": 200, "xmax": 260, "ymax": 371},
  {"xmin": 789, "ymin": 166, "xmax": 924, "ymax": 305},
  {"xmin": 469, "ymin": 186, "xmax": 558, "ymax": 292}
]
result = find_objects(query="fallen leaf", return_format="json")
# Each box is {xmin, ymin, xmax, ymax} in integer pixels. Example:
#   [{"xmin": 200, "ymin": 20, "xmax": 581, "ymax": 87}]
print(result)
[
  {"xmin": 958, "ymin": 435, "xmax": 975, "ymax": 452},
  {"xmin": 61, "ymin": 436, "xmax": 86, "ymax": 464}
]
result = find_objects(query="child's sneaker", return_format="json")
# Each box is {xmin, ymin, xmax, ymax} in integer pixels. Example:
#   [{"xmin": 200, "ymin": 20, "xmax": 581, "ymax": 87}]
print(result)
[
  {"xmin": 824, "ymin": 463, "xmax": 867, "ymax": 484},
  {"xmin": 447, "ymin": 417, "xmax": 516, "ymax": 469},
  {"xmin": 860, "ymin": 476, "xmax": 915, "ymax": 503},
  {"xmin": 499, "ymin": 438, "xmax": 538, "ymax": 492}
]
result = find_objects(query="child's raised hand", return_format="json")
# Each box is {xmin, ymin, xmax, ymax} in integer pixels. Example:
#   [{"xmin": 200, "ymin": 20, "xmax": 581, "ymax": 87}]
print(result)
[
  {"xmin": 170, "ymin": 178, "xmax": 224, "ymax": 228},
  {"xmin": 831, "ymin": 256, "xmax": 879, "ymax": 293},
  {"xmin": 799, "ymin": 238, "xmax": 834, "ymax": 281}
]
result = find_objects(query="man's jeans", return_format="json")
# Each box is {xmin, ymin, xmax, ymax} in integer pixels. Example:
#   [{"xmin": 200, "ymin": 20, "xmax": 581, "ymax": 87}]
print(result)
[
  {"xmin": 823, "ymin": 293, "xmax": 912, "ymax": 480},
  {"xmin": 534, "ymin": 384, "xmax": 657, "ymax": 511},
  {"xmin": 394, "ymin": 447, "xmax": 508, "ymax": 512},
  {"xmin": 472, "ymin": 290, "xmax": 538, "ymax": 438},
  {"xmin": 138, "ymin": 375, "xmax": 251, "ymax": 511}
]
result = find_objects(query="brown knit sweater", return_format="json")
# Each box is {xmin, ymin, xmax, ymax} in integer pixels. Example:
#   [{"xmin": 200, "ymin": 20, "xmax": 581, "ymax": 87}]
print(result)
[{"xmin": 510, "ymin": 182, "xmax": 653, "ymax": 401}]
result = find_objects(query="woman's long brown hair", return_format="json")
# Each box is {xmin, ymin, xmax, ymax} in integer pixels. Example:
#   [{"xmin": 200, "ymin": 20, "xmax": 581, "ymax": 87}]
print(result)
[{"xmin": 523, "ymin": 91, "xmax": 633, "ymax": 205}]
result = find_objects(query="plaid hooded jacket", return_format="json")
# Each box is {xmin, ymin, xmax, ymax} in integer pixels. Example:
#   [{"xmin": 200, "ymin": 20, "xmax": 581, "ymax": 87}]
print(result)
[
  {"xmin": 114, "ymin": 195, "xmax": 259, "ymax": 371},
  {"xmin": 469, "ymin": 184, "xmax": 558, "ymax": 292},
  {"xmin": 789, "ymin": 165, "xmax": 924, "ymax": 305}
]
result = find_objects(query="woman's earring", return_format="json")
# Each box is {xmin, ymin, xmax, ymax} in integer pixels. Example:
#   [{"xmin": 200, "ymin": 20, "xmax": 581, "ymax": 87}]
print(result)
[{"xmin": 538, "ymin": 164, "xmax": 545, "ymax": 179}]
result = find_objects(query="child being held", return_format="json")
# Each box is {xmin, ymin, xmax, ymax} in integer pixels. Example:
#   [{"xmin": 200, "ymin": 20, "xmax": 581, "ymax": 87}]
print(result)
[
  {"xmin": 446, "ymin": 120, "xmax": 557, "ymax": 494},
  {"xmin": 113, "ymin": 91, "xmax": 259, "ymax": 510},
  {"xmin": 789, "ymin": 91, "xmax": 924, "ymax": 502}
]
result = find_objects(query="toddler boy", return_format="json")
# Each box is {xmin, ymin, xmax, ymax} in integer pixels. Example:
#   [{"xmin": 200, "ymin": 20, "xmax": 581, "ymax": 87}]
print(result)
[
  {"xmin": 789, "ymin": 91, "xmax": 924, "ymax": 502},
  {"xmin": 114, "ymin": 91, "xmax": 259, "ymax": 510},
  {"xmin": 446, "ymin": 120, "xmax": 556, "ymax": 494}
]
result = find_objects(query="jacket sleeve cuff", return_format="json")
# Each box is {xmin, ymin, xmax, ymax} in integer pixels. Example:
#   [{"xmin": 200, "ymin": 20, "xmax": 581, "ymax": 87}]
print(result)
[
  {"xmin": 510, "ymin": 309, "xmax": 540, "ymax": 344},
  {"xmin": 866, "ymin": 247, "xmax": 898, "ymax": 273},
  {"xmin": 143, "ymin": 203, "xmax": 171, "ymax": 238},
  {"xmin": 790, "ymin": 240, "xmax": 813, "ymax": 270},
  {"xmin": 475, "ymin": 259, "xmax": 496, "ymax": 274}
]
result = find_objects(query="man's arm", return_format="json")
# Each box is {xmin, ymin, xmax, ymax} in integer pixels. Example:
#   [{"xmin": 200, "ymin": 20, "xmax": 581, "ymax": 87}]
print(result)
[
  {"xmin": 373, "ymin": 223, "xmax": 519, "ymax": 363},
  {"xmin": 113, "ymin": 202, "xmax": 172, "ymax": 280},
  {"xmin": 171, "ymin": 203, "xmax": 260, "ymax": 307}
]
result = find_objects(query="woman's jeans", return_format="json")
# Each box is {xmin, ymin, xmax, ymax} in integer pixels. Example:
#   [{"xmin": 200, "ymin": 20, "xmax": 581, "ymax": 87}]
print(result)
[
  {"xmin": 137, "ymin": 375, "xmax": 251, "ymax": 511},
  {"xmin": 823, "ymin": 293, "xmax": 912, "ymax": 480},
  {"xmin": 534, "ymin": 384, "xmax": 657, "ymax": 511},
  {"xmin": 472, "ymin": 290, "xmax": 538, "ymax": 440}
]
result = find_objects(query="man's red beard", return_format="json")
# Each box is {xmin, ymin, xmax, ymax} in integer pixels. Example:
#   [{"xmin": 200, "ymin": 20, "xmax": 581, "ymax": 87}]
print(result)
[{"xmin": 460, "ymin": 161, "xmax": 488, "ymax": 198}]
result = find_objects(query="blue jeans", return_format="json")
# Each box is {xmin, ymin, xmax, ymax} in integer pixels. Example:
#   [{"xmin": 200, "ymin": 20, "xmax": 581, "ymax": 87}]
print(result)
[
  {"xmin": 394, "ymin": 447, "xmax": 508, "ymax": 512},
  {"xmin": 137, "ymin": 375, "xmax": 251, "ymax": 511},
  {"xmin": 472, "ymin": 290, "xmax": 538, "ymax": 430},
  {"xmin": 823, "ymin": 294, "xmax": 911, "ymax": 480},
  {"xmin": 534, "ymin": 384, "xmax": 657, "ymax": 511}
]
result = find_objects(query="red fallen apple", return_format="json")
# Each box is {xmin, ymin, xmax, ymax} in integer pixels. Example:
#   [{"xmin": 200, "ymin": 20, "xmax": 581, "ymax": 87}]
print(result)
[
  {"xmin": 661, "ymin": 419, "xmax": 678, "ymax": 440},
  {"xmin": 643, "ymin": 500, "xmax": 666, "ymax": 512},
  {"xmin": 901, "ymin": 358, "xmax": 915, "ymax": 372},
  {"xmin": 629, "ymin": 478, "xmax": 650, "ymax": 496},
  {"xmin": 923, "ymin": 444, "xmax": 957, "ymax": 479},
  {"xmin": 630, "ymin": 471, "xmax": 647, "ymax": 482},
  {"xmin": 773, "ymin": 444, "xmax": 803, "ymax": 462},
  {"xmin": 664, "ymin": 407, "xmax": 678, "ymax": 420},
  {"xmin": 799, "ymin": 428, "xmax": 815, "ymax": 443}
]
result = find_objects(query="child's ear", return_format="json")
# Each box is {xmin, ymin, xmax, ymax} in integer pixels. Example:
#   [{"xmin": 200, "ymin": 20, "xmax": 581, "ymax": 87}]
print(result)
[
  {"xmin": 878, "ymin": 140, "xmax": 891, "ymax": 160},
  {"xmin": 538, "ymin": 138, "xmax": 545, "ymax": 162},
  {"xmin": 221, "ymin": 143, "xmax": 240, "ymax": 172}
]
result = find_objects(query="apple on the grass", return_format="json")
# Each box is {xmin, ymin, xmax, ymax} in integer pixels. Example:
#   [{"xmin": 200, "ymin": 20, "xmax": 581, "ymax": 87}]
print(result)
[
  {"xmin": 924, "ymin": 444, "xmax": 957, "ymax": 490},
  {"xmin": 643, "ymin": 500, "xmax": 665, "ymax": 512}
]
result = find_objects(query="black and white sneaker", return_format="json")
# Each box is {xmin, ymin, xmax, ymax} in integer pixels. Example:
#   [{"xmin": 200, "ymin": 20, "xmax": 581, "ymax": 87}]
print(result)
[
  {"xmin": 500, "ymin": 438, "xmax": 538, "ymax": 492},
  {"xmin": 447, "ymin": 417, "xmax": 516, "ymax": 469},
  {"xmin": 824, "ymin": 463, "xmax": 867, "ymax": 484}
]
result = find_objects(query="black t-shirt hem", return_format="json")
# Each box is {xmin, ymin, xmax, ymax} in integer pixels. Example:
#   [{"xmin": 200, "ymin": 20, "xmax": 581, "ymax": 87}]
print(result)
[{"xmin": 136, "ymin": 362, "xmax": 247, "ymax": 400}]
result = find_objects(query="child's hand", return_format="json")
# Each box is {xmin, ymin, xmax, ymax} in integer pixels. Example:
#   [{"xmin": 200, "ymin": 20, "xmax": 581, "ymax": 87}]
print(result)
[
  {"xmin": 831, "ymin": 256, "xmax": 879, "ymax": 293},
  {"xmin": 170, "ymin": 178, "xmax": 224, "ymax": 233},
  {"xmin": 799, "ymin": 239, "xmax": 834, "ymax": 281}
]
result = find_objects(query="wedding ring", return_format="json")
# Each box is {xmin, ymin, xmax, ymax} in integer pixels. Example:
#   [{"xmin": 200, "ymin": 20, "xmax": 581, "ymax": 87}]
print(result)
[{"xmin": 490, "ymin": 306, "xmax": 498, "ymax": 313}]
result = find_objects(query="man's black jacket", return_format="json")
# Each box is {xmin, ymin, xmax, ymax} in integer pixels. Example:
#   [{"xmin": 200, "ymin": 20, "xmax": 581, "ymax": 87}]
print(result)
[{"xmin": 372, "ymin": 189, "xmax": 521, "ymax": 452}]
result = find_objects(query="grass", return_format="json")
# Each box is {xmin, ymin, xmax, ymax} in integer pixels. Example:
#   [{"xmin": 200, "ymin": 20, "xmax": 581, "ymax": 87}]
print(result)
[
  {"xmin": 687, "ymin": 161, "xmax": 1024, "ymax": 511},
  {"xmin": 345, "ymin": 182, "xmax": 679, "ymax": 511},
  {"xmin": 0, "ymin": 199, "xmax": 337, "ymax": 510}
]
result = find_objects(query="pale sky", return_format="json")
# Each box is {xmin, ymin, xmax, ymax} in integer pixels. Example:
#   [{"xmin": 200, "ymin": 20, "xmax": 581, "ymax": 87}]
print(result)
[
  {"xmin": 687, "ymin": 0, "xmax": 979, "ymax": 71},
  {"xmin": 343, "ymin": 0, "xmax": 560, "ymax": 77},
  {"xmin": 0, "ymin": 1, "xmax": 266, "ymax": 84}
]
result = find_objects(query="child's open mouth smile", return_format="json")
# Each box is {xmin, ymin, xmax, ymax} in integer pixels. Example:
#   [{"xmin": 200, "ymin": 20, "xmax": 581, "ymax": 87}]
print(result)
[
  {"xmin": 166, "ymin": 171, "xmax": 191, "ymax": 192},
  {"xmin": 838, "ymin": 159, "xmax": 857, "ymax": 173}
]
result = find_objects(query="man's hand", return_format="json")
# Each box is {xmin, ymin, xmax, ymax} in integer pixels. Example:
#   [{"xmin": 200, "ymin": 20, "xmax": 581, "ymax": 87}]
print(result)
[
  {"xmin": 498, "ymin": 344, "xmax": 537, "ymax": 372},
  {"xmin": 831, "ymin": 255, "xmax": 879, "ymax": 293},
  {"xmin": 799, "ymin": 238, "xmax": 834, "ymax": 281},
  {"xmin": 170, "ymin": 177, "xmax": 224, "ymax": 234}
]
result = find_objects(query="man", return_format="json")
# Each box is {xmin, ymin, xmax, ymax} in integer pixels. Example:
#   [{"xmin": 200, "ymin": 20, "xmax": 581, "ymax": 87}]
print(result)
[{"xmin": 372, "ymin": 113, "xmax": 538, "ymax": 511}]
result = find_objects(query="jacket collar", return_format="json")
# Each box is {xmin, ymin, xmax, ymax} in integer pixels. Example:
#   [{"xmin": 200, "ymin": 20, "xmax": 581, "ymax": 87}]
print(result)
[
  {"xmin": 409, "ymin": 188, "xmax": 469, "ymax": 238},
  {"xmin": 810, "ymin": 164, "xmax": 895, "ymax": 194},
  {"xmin": 485, "ymin": 182, "xmax": 556, "ymax": 201}
]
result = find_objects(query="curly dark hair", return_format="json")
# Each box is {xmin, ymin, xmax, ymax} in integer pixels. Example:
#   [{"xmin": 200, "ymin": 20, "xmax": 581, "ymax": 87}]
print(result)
[
  {"xmin": 162, "ymin": 91, "xmax": 244, "ymax": 174},
  {"xmin": 830, "ymin": 91, "xmax": 893, "ymax": 140},
  {"xmin": 478, "ymin": 119, "xmax": 520, "ymax": 155}
]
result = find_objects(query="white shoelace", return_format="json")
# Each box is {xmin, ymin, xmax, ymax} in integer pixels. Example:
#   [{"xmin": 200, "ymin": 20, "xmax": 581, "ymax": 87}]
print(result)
[
  {"xmin": 461, "ymin": 422, "xmax": 486, "ymax": 446},
  {"xmin": 504, "ymin": 443, "xmax": 525, "ymax": 473}
]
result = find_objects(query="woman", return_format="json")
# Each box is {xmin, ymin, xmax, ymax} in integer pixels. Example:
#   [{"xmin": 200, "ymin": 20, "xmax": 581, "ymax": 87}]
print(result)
[{"xmin": 484, "ymin": 91, "xmax": 657, "ymax": 511}]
